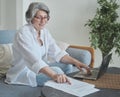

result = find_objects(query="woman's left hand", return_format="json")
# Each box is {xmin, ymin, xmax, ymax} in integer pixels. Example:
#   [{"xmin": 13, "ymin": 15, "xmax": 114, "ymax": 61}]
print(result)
[{"xmin": 75, "ymin": 62, "xmax": 91, "ymax": 75}]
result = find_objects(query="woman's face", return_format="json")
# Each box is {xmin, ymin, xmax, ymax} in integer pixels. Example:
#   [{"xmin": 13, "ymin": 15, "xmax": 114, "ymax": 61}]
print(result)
[{"xmin": 32, "ymin": 10, "xmax": 48, "ymax": 31}]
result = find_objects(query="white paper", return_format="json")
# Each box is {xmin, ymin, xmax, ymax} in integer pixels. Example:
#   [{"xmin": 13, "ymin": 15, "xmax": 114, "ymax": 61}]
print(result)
[{"xmin": 45, "ymin": 77, "xmax": 99, "ymax": 97}]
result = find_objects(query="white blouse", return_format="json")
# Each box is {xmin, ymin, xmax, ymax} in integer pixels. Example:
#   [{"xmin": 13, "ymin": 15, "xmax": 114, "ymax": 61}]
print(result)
[{"xmin": 5, "ymin": 24, "xmax": 67, "ymax": 87}]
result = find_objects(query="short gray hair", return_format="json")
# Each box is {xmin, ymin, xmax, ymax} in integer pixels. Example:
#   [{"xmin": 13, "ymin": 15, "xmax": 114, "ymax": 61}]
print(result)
[{"xmin": 25, "ymin": 2, "xmax": 50, "ymax": 23}]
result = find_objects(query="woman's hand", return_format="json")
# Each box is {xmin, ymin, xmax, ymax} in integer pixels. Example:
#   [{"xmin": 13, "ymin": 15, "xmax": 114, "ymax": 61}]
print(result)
[
  {"xmin": 40, "ymin": 66, "xmax": 71, "ymax": 84},
  {"xmin": 75, "ymin": 62, "xmax": 91, "ymax": 75},
  {"xmin": 52, "ymin": 74, "xmax": 71, "ymax": 84}
]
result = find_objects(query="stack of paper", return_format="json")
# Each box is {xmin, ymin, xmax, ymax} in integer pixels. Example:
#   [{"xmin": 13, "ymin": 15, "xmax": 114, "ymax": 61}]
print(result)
[{"xmin": 45, "ymin": 77, "xmax": 99, "ymax": 97}]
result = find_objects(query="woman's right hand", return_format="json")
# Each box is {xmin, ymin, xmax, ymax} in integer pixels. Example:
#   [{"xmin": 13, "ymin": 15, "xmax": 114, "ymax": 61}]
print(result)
[
  {"xmin": 52, "ymin": 74, "xmax": 71, "ymax": 84},
  {"xmin": 39, "ymin": 66, "xmax": 71, "ymax": 84}
]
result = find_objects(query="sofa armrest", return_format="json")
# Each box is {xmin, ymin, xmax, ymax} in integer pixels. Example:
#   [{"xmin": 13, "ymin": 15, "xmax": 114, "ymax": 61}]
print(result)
[{"xmin": 68, "ymin": 45, "xmax": 95, "ymax": 68}]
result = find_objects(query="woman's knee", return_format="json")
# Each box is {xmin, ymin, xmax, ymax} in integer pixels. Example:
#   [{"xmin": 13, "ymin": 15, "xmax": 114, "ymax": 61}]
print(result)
[
  {"xmin": 50, "ymin": 63, "xmax": 75, "ymax": 74},
  {"xmin": 62, "ymin": 64, "xmax": 74, "ymax": 74},
  {"xmin": 81, "ymin": 50, "xmax": 91, "ymax": 65},
  {"xmin": 66, "ymin": 48, "xmax": 91, "ymax": 66},
  {"xmin": 51, "ymin": 67, "xmax": 64, "ymax": 74},
  {"xmin": 36, "ymin": 73, "xmax": 51, "ymax": 86}
]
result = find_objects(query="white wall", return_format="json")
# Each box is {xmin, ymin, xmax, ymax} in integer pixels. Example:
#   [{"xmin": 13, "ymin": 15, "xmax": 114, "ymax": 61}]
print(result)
[
  {"xmin": 6, "ymin": 0, "xmax": 16, "ymax": 29},
  {"xmin": 0, "ymin": 0, "xmax": 6, "ymax": 29},
  {"xmin": 0, "ymin": 0, "xmax": 17, "ymax": 29},
  {"xmin": 0, "ymin": 0, "xmax": 120, "ymax": 67},
  {"xmin": 16, "ymin": 0, "xmax": 23, "ymax": 30}
]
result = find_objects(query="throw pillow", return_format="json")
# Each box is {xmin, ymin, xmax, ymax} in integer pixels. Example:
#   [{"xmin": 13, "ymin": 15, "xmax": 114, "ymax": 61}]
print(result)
[{"xmin": 0, "ymin": 44, "xmax": 13, "ymax": 78}]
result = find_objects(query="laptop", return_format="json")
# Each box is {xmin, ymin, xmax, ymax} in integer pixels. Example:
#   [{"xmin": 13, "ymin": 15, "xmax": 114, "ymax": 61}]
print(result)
[{"xmin": 73, "ymin": 53, "xmax": 112, "ymax": 80}]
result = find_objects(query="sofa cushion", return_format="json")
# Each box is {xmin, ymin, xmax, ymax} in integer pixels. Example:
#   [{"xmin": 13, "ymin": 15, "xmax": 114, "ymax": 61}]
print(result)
[
  {"xmin": 0, "ymin": 44, "xmax": 13, "ymax": 78},
  {"xmin": 0, "ymin": 30, "xmax": 16, "ymax": 78},
  {"xmin": 0, "ymin": 30, "xmax": 16, "ymax": 44}
]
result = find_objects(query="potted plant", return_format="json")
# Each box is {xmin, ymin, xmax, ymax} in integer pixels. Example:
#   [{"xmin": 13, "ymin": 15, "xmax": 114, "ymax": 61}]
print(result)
[{"xmin": 85, "ymin": 0, "xmax": 120, "ymax": 66}]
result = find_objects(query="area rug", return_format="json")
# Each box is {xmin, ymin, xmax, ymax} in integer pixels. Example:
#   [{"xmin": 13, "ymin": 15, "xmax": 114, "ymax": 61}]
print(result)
[{"xmin": 83, "ymin": 73, "xmax": 120, "ymax": 89}]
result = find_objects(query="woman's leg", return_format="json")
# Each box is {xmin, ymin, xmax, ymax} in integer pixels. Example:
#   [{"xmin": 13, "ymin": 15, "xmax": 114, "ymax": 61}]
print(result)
[
  {"xmin": 66, "ymin": 47, "xmax": 91, "ymax": 66},
  {"xmin": 36, "ymin": 67, "xmax": 64, "ymax": 86},
  {"xmin": 47, "ymin": 48, "xmax": 91, "ymax": 75},
  {"xmin": 49, "ymin": 62, "xmax": 77, "ymax": 74}
]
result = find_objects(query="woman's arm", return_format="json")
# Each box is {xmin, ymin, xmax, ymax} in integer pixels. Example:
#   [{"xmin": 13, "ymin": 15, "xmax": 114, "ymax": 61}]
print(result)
[{"xmin": 39, "ymin": 66, "xmax": 71, "ymax": 84}]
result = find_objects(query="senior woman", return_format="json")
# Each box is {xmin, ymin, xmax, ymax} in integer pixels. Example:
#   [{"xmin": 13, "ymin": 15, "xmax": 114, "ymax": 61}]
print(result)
[{"xmin": 5, "ymin": 2, "xmax": 91, "ymax": 87}]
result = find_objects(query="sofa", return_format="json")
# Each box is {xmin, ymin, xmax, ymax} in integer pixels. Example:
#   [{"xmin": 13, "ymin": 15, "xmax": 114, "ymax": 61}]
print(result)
[{"xmin": 0, "ymin": 30, "xmax": 94, "ymax": 97}]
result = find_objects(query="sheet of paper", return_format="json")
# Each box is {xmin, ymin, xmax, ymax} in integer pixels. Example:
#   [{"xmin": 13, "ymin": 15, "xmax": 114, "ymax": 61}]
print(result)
[{"xmin": 45, "ymin": 77, "xmax": 99, "ymax": 97}]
